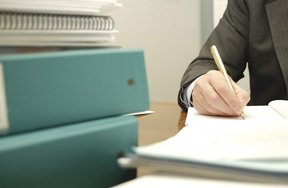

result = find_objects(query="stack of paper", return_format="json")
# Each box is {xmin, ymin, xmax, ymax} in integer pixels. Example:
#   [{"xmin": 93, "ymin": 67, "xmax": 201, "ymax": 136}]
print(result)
[
  {"xmin": 119, "ymin": 100, "xmax": 288, "ymax": 183},
  {"xmin": 0, "ymin": 0, "xmax": 122, "ymax": 15},
  {"xmin": 114, "ymin": 173, "xmax": 288, "ymax": 188}
]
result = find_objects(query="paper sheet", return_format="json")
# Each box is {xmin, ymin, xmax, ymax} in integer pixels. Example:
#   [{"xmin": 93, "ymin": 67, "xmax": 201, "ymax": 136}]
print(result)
[
  {"xmin": 269, "ymin": 100, "xmax": 288, "ymax": 118},
  {"xmin": 185, "ymin": 105, "xmax": 284, "ymax": 126},
  {"xmin": 136, "ymin": 105, "xmax": 288, "ymax": 160},
  {"xmin": 114, "ymin": 173, "xmax": 288, "ymax": 188}
]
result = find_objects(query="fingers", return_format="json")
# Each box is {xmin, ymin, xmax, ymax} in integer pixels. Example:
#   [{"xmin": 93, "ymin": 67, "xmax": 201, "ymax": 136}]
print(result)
[
  {"xmin": 232, "ymin": 81, "xmax": 250, "ymax": 106},
  {"xmin": 192, "ymin": 75, "xmax": 233, "ymax": 116},
  {"xmin": 192, "ymin": 70, "xmax": 250, "ymax": 117},
  {"xmin": 209, "ymin": 72, "xmax": 244, "ymax": 115}
]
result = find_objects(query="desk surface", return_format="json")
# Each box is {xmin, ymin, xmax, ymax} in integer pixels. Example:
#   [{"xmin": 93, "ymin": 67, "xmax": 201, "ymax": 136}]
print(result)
[{"xmin": 137, "ymin": 101, "xmax": 187, "ymax": 176}]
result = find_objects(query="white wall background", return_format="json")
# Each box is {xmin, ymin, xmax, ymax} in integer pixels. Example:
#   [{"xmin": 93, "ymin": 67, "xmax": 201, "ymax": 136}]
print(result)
[
  {"xmin": 110, "ymin": 0, "xmax": 249, "ymax": 103},
  {"xmin": 110, "ymin": 0, "xmax": 201, "ymax": 103}
]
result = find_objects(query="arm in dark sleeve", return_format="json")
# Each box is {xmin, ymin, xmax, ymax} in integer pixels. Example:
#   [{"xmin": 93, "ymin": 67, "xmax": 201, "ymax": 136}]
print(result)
[{"xmin": 178, "ymin": 0, "xmax": 250, "ymax": 112}]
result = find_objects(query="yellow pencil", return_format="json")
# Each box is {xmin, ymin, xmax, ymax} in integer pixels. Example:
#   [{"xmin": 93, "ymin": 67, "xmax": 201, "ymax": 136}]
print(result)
[{"xmin": 210, "ymin": 45, "xmax": 245, "ymax": 119}]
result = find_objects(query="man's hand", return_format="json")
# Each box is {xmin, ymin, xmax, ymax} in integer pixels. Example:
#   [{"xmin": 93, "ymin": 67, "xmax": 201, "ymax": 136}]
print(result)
[{"xmin": 192, "ymin": 70, "xmax": 250, "ymax": 116}]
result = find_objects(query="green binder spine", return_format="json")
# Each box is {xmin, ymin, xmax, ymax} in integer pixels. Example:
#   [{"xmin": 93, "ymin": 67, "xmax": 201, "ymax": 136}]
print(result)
[
  {"xmin": 0, "ymin": 48, "xmax": 149, "ymax": 135},
  {"xmin": 0, "ymin": 115, "xmax": 138, "ymax": 188}
]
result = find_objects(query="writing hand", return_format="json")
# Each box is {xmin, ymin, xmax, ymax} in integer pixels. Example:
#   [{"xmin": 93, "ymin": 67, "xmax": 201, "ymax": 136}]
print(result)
[{"xmin": 192, "ymin": 70, "xmax": 250, "ymax": 116}]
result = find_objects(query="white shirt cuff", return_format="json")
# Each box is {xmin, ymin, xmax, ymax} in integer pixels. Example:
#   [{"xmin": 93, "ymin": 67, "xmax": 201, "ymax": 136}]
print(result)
[{"xmin": 185, "ymin": 76, "xmax": 204, "ymax": 106}]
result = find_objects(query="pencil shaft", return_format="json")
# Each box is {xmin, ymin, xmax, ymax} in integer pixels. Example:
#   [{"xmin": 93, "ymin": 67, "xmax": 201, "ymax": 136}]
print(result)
[{"xmin": 210, "ymin": 45, "xmax": 245, "ymax": 119}]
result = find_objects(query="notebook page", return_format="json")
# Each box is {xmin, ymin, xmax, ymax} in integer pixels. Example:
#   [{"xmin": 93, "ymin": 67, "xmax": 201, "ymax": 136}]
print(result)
[
  {"xmin": 183, "ymin": 106, "xmax": 288, "ymax": 160},
  {"xmin": 185, "ymin": 105, "xmax": 284, "ymax": 126}
]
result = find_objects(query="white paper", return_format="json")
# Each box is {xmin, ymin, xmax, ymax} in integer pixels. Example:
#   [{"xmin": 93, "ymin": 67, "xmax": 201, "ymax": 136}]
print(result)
[
  {"xmin": 185, "ymin": 105, "xmax": 284, "ymax": 126},
  {"xmin": 114, "ymin": 174, "xmax": 288, "ymax": 188},
  {"xmin": 136, "ymin": 104, "xmax": 288, "ymax": 161},
  {"xmin": 184, "ymin": 119, "xmax": 288, "ymax": 160},
  {"xmin": 269, "ymin": 100, "xmax": 288, "ymax": 118}
]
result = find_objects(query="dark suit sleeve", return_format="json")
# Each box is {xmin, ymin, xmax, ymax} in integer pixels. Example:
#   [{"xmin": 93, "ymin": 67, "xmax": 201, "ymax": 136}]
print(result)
[{"xmin": 178, "ymin": 0, "xmax": 250, "ymax": 112}]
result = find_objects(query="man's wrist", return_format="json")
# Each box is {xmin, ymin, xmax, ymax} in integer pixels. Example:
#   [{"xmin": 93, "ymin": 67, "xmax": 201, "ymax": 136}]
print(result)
[{"xmin": 184, "ymin": 76, "xmax": 204, "ymax": 107}]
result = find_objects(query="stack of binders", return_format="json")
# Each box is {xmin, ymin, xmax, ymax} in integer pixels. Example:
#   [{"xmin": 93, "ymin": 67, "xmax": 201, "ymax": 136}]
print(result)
[
  {"xmin": 0, "ymin": 1, "xmax": 150, "ymax": 188},
  {"xmin": 0, "ymin": 47, "xmax": 150, "ymax": 188}
]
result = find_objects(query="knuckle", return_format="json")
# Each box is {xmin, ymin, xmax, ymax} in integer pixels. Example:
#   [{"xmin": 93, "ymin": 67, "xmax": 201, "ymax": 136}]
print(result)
[{"xmin": 215, "ymin": 83, "xmax": 229, "ymax": 94}]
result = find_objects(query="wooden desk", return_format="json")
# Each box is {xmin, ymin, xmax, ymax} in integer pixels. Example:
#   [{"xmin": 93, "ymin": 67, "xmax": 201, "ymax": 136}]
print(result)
[{"xmin": 137, "ymin": 101, "xmax": 187, "ymax": 176}]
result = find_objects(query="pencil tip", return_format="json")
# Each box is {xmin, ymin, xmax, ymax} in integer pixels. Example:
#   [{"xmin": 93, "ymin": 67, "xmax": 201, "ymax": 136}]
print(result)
[{"xmin": 240, "ymin": 111, "xmax": 245, "ymax": 119}]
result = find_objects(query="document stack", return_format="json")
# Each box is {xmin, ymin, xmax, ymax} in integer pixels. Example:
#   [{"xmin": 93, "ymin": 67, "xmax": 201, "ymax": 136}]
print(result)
[
  {"xmin": 0, "ymin": 0, "xmax": 122, "ymax": 46},
  {"xmin": 119, "ymin": 101, "xmax": 288, "ymax": 184},
  {"xmin": 0, "ymin": 1, "xmax": 150, "ymax": 188}
]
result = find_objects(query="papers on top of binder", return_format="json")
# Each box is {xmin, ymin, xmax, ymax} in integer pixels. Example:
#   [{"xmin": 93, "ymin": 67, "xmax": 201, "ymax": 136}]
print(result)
[
  {"xmin": 0, "ymin": 0, "xmax": 122, "ymax": 16},
  {"xmin": 0, "ymin": 30, "xmax": 117, "ymax": 46}
]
